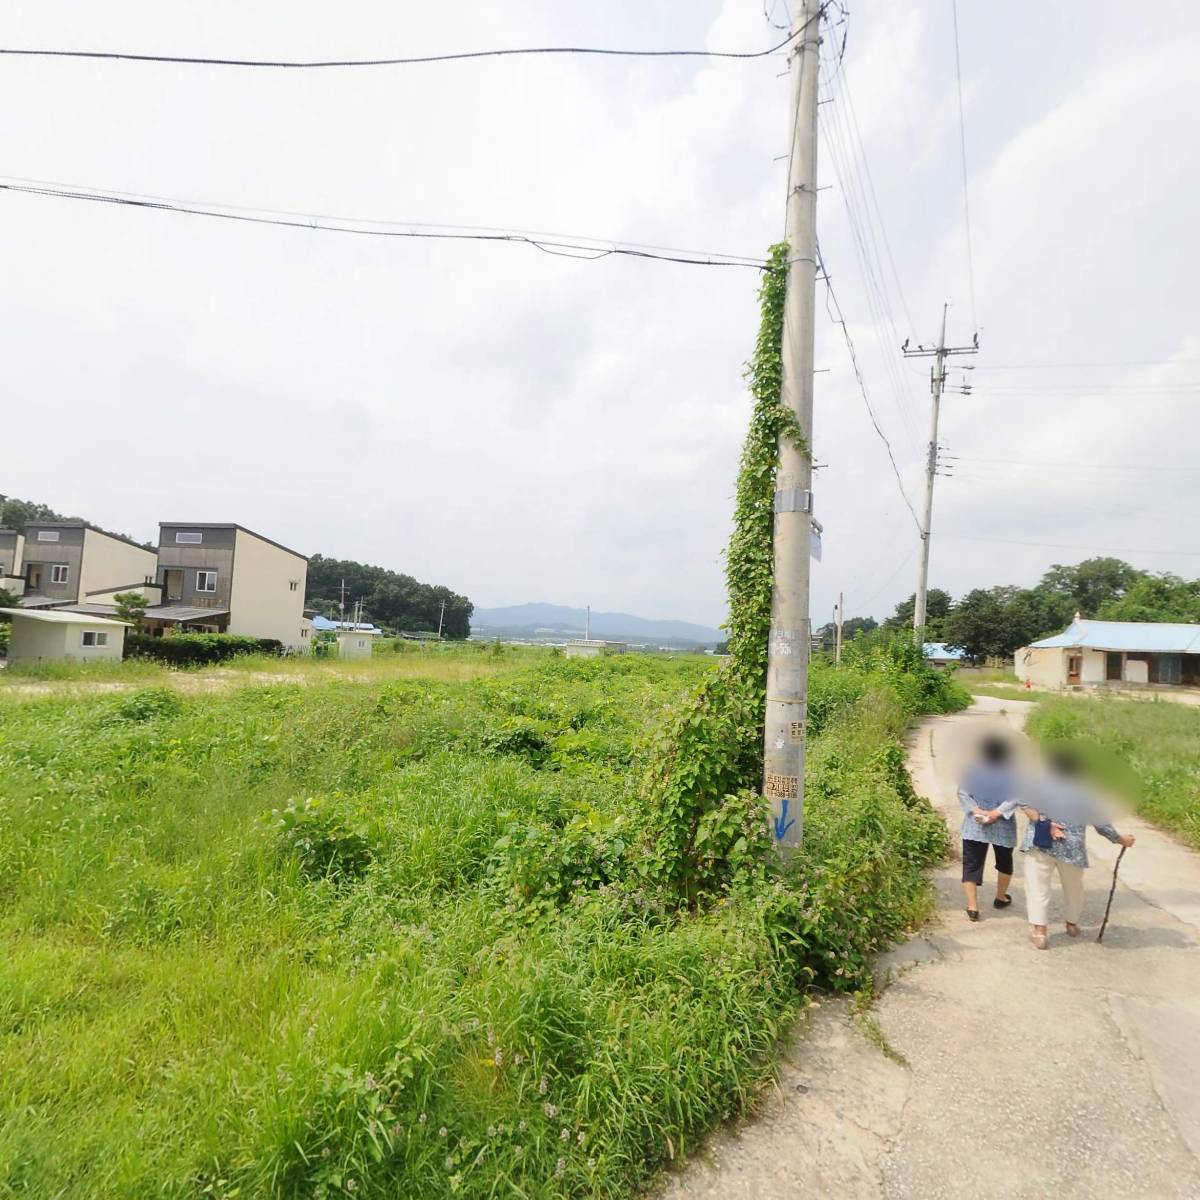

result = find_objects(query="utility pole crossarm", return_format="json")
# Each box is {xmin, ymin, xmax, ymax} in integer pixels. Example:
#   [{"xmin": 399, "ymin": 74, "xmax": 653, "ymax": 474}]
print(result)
[{"xmin": 763, "ymin": 0, "xmax": 821, "ymax": 854}]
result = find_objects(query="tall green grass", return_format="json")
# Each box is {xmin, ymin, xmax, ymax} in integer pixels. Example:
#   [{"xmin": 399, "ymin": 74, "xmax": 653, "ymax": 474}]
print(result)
[
  {"xmin": 1027, "ymin": 696, "xmax": 1200, "ymax": 847},
  {"xmin": 0, "ymin": 653, "xmax": 958, "ymax": 1198}
]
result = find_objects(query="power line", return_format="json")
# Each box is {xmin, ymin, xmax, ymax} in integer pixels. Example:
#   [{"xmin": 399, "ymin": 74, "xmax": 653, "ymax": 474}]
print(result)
[
  {"xmin": 817, "ymin": 245, "xmax": 923, "ymax": 532},
  {"xmin": 0, "ymin": 178, "xmax": 768, "ymax": 268},
  {"xmin": 975, "ymin": 358, "xmax": 1200, "ymax": 370},
  {"xmin": 950, "ymin": 0, "xmax": 978, "ymax": 331},
  {"xmin": 0, "ymin": 30, "xmax": 802, "ymax": 69},
  {"xmin": 946, "ymin": 454, "xmax": 1200, "ymax": 474},
  {"xmin": 941, "ymin": 533, "xmax": 1200, "ymax": 557}
]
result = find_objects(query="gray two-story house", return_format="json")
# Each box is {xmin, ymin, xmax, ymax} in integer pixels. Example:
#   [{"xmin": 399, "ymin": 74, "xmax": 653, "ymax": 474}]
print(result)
[
  {"xmin": 20, "ymin": 522, "xmax": 156, "ymax": 609},
  {"xmin": 138, "ymin": 523, "xmax": 309, "ymax": 650}
]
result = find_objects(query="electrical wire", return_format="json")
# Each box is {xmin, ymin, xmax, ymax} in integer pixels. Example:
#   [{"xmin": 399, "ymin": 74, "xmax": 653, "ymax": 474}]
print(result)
[
  {"xmin": 0, "ymin": 30, "xmax": 802, "ymax": 69},
  {"xmin": 950, "ymin": 0, "xmax": 978, "ymax": 331},
  {"xmin": 941, "ymin": 533, "xmax": 1200, "ymax": 557},
  {"xmin": 847, "ymin": 541, "xmax": 918, "ymax": 616},
  {"xmin": 0, "ymin": 178, "xmax": 769, "ymax": 268},
  {"xmin": 817, "ymin": 244, "xmax": 923, "ymax": 533}
]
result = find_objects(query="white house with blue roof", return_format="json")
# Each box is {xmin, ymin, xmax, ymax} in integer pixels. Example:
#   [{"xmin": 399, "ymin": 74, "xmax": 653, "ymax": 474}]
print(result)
[{"xmin": 1016, "ymin": 617, "xmax": 1200, "ymax": 690}]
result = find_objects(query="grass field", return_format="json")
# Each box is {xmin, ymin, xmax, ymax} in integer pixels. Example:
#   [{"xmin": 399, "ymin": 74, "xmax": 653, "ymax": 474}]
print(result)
[
  {"xmin": 0, "ymin": 647, "xmax": 962, "ymax": 1199},
  {"xmin": 1027, "ymin": 695, "xmax": 1200, "ymax": 848}
]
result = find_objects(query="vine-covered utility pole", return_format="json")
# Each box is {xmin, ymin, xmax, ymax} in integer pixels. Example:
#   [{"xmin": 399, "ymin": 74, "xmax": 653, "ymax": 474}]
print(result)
[{"xmin": 763, "ymin": 0, "xmax": 820, "ymax": 854}]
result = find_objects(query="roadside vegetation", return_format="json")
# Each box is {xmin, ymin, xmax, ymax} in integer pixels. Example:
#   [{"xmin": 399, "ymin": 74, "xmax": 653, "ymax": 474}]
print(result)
[
  {"xmin": 0, "ymin": 645, "xmax": 963, "ymax": 1199},
  {"xmin": 1028, "ymin": 696, "xmax": 1200, "ymax": 849},
  {"xmin": 0, "ymin": 251, "xmax": 968, "ymax": 1198}
]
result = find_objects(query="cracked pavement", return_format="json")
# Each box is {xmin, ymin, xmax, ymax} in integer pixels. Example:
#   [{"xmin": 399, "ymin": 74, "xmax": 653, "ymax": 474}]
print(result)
[{"xmin": 655, "ymin": 696, "xmax": 1200, "ymax": 1200}]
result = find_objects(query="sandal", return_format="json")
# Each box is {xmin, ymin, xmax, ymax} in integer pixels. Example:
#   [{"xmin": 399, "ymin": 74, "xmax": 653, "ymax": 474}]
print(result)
[
  {"xmin": 1030, "ymin": 930, "xmax": 1048, "ymax": 950},
  {"xmin": 993, "ymin": 895, "xmax": 1013, "ymax": 909},
  {"xmin": 1065, "ymin": 922, "xmax": 1081, "ymax": 937},
  {"xmin": 966, "ymin": 909, "xmax": 980, "ymax": 922}
]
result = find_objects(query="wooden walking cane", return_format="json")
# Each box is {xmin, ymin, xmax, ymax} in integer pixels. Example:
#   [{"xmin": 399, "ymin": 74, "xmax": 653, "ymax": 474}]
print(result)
[{"xmin": 1096, "ymin": 845, "xmax": 1127, "ymax": 943}]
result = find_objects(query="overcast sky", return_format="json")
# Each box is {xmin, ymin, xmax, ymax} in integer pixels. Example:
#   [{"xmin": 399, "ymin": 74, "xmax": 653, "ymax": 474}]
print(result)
[{"xmin": 4, "ymin": 1, "xmax": 1198, "ymax": 628}]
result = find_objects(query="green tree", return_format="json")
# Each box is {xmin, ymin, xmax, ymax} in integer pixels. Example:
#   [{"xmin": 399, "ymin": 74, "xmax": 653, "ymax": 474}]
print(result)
[
  {"xmin": 0, "ymin": 586, "xmax": 19, "ymax": 609},
  {"xmin": 884, "ymin": 589, "xmax": 952, "ymax": 638},
  {"xmin": 1037, "ymin": 557, "xmax": 1140, "ymax": 616},
  {"xmin": 112, "ymin": 591, "xmax": 149, "ymax": 632},
  {"xmin": 1098, "ymin": 573, "xmax": 1200, "ymax": 623}
]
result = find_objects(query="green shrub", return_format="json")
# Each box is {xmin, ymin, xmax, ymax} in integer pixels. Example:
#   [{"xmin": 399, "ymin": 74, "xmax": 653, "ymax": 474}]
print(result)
[
  {"xmin": 272, "ymin": 795, "xmax": 374, "ymax": 880},
  {"xmin": 125, "ymin": 631, "xmax": 282, "ymax": 666}
]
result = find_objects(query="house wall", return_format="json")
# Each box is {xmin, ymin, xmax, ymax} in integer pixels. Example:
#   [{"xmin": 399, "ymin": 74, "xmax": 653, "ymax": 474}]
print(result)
[
  {"xmin": 0, "ymin": 531, "xmax": 22, "ymax": 577},
  {"xmin": 8, "ymin": 619, "xmax": 67, "ymax": 663},
  {"xmin": 299, "ymin": 616, "xmax": 315, "ymax": 654},
  {"xmin": 1015, "ymin": 645, "xmax": 1065, "ymax": 688},
  {"xmin": 156, "ymin": 525, "xmax": 236, "ymax": 610},
  {"xmin": 7, "ymin": 618, "xmax": 125, "ymax": 664},
  {"xmin": 229, "ymin": 528, "xmax": 307, "ymax": 648},
  {"xmin": 22, "ymin": 525, "xmax": 85, "ymax": 601},
  {"xmin": 1080, "ymin": 648, "xmax": 1107, "ymax": 684},
  {"xmin": 86, "ymin": 583, "xmax": 163, "ymax": 606},
  {"xmin": 79, "ymin": 528, "xmax": 157, "ymax": 601},
  {"xmin": 336, "ymin": 632, "xmax": 373, "ymax": 659}
]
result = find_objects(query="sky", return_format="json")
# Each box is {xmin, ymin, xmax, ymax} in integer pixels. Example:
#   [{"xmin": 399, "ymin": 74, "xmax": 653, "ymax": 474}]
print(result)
[{"xmin": 3, "ymin": 1, "xmax": 1198, "ymax": 629}]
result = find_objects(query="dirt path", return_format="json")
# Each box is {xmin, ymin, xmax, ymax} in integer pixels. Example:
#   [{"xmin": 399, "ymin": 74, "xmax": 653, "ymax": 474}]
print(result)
[{"xmin": 657, "ymin": 697, "xmax": 1200, "ymax": 1199}]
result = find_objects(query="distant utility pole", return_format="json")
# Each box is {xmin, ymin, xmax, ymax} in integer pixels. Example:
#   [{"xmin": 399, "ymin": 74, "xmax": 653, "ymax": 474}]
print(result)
[
  {"xmin": 585, "ymin": 605, "xmax": 591, "ymax": 640},
  {"xmin": 338, "ymin": 578, "xmax": 348, "ymax": 620},
  {"xmin": 437, "ymin": 599, "xmax": 446, "ymax": 638},
  {"xmin": 835, "ymin": 592, "xmax": 844, "ymax": 666},
  {"xmin": 763, "ymin": 0, "xmax": 821, "ymax": 855},
  {"xmin": 903, "ymin": 304, "xmax": 978, "ymax": 630}
]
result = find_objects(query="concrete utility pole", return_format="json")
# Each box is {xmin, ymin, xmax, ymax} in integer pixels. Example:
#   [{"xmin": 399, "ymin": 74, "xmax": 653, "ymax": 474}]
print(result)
[
  {"xmin": 437, "ymin": 599, "xmax": 446, "ymax": 638},
  {"xmin": 585, "ymin": 604, "xmax": 591, "ymax": 640},
  {"xmin": 903, "ymin": 304, "xmax": 978, "ymax": 630},
  {"xmin": 763, "ymin": 0, "xmax": 821, "ymax": 855},
  {"xmin": 835, "ymin": 591, "xmax": 844, "ymax": 665}
]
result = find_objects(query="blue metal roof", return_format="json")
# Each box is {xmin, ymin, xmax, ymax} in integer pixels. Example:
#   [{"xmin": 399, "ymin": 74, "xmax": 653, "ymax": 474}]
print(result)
[
  {"xmin": 311, "ymin": 615, "xmax": 381, "ymax": 633},
  {"xmin": 1029, "ymin": 619, "xmax": 1200, "ymax": 654},
  {"xmin": 923, "ymin": 642, "xmax": 965, "ymax": 661}
]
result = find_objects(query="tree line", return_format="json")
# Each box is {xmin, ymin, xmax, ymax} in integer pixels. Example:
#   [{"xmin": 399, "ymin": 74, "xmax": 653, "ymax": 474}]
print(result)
[
  {"xmin": 859, "ymin": 557, "xmax": 1200, "ymax": 662},
  {"xmin": 306, "ymin": 554, "xmax": 472, "ymax": 639}
]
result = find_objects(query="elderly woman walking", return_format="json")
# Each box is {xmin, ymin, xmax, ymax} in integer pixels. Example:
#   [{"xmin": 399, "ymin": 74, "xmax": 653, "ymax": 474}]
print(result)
[
  {"xmin": 957, "ymin": 734, "xmax": 1019, "ymax": 922},
  {"xmin": 1018, "ymin": 748, "xmax": 1135, "ymax": 950}
]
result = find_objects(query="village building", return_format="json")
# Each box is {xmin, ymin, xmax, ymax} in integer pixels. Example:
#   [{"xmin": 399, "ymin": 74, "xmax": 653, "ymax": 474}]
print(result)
[
  {"xmin": 0, "ymin": 528, "xmax": 24, "ymax": 592},
  {"xmin": 19, "ymin": 522, "xmax": 156, "ymax": 611},
  {"xmin": 62, "ymin": 522, "xmax": 310, "ymax": 652},
  {"xmin": 1016, "ymin": 617, "xmax": 1200, "ymax": 690},
  {"xmin": 923, "ymin": 642, "xmax": 966, "ymax": 669},
  {"xmin": 0, "ymin": 607, "xmax": 128, "ymax": 666},
  {"xmin": 564, "ymin": 639, "xmax": 628, "ymax": 659},
  {"xmin": 335, "ymin": 627, "xmax": 379, "ymax": 659}
]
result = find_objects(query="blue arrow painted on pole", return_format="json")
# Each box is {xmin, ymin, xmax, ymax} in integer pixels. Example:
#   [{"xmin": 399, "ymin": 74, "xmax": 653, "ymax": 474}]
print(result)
[{"xmin": 773, "ymin": 798, "xmax": 796, "ymax": 841}]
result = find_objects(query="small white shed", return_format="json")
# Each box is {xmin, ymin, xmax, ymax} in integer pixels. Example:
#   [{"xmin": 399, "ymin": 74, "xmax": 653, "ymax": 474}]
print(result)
[
  {"xmin": 0, "ymin": 607, "xmax": 128, "ymax": 665},
  {"xmin": 335, "ymin": 628, "xmax": 378, "ymax": 660}
]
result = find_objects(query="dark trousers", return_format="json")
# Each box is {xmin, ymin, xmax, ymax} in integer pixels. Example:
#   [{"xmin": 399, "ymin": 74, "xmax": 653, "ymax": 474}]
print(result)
[{"xmin": 962, "ymin": 838, "xmax": 1014, "ymax": 885}]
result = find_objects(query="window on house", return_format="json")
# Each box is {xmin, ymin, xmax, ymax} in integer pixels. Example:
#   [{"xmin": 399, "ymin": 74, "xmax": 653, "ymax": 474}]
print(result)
[
  {"xmin": 81, "ymin": 631, "xmax": 109, "ymax": 647},
  {"xmin": 175, "ymin": 531, "xmax": 203, "ymax": 544},
  {"xmin": 37, "ymin": 530, "xmax": 60, "ymax": 542},
  {"xmin": 196, "ymin": 570, "xmax": 217, "ymax": 593},
  {"xmin": 357, "ymin": 640, "xmax": 366, "ymax": 648},
  {"xmin": 51, "ymin": 565, "xmax": 69, "ymax": 584},
  {"xmin": 289, "ymin": 580, "xmax": 299, "ymax": 591},
  {"xmin": 301, "ymin": 628, "xmax": 309, "ymax": 638}
]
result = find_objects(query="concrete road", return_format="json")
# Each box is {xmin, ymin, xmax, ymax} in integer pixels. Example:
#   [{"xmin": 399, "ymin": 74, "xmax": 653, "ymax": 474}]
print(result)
[{"xmin": 656, "ymin": 696, "xmax": 1200, "ymax": 1199}]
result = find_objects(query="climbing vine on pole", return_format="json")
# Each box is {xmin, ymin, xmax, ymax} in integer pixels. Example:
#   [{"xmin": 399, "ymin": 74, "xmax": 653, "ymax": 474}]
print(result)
[{"xmin": 641, "ymin": 243, "xmax": 808, "ymax": 904}]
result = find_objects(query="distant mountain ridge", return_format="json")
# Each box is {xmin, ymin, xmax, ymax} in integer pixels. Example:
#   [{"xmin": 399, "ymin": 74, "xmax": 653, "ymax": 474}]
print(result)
[{"xmin": 471, "ymin": 602, "xmax": 723, "ymax": 646}]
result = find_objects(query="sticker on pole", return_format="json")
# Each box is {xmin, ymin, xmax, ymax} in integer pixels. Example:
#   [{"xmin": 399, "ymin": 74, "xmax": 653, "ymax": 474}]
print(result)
[
  {"xmin": 788, "ymin": 720, "xmax": 805, "ymax": 744},
  {"xmin": 764, "ymin": 772, "xmax": 798, "ymax": 799}
]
